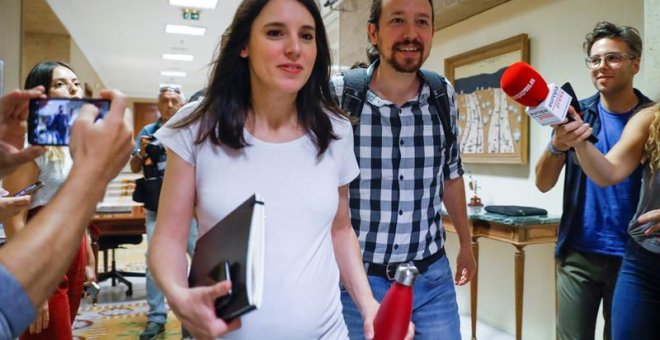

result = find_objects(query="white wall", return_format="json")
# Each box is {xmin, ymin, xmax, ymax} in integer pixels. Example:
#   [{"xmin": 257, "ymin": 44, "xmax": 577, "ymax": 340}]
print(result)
[
  {"xmin": 423, "ymin": 0, "xmax": 645, "ymax": 338},
  {"xmin": 70, "ymin": 41, "xmax": 105, "ymax": 97}
]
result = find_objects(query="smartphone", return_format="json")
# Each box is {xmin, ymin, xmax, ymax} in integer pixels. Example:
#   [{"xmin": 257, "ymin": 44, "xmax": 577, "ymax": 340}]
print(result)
[
  {"xmin": 85, "ymin": 281, "xmax": 100, "ymax": 301},
  {"xmin": 12, "ymin": 180, "xmax": 45, "ymax": 197},
  {"xmin": 28, "ymin": 98, "xmax": 110, "ymax": 146}
]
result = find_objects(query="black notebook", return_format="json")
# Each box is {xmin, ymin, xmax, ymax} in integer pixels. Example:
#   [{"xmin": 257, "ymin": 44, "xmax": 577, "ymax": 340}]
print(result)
[{"xmin": 188, "ymin": 194, "xmax": 265, "ymax": 321}]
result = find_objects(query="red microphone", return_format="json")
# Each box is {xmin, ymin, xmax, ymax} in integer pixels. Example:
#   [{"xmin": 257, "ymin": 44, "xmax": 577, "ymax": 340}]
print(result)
[
  {"xmin": 500, "ymin": 61, "xmax": 549, "ymax": 107},
  {"xmin": 500, "ymin": 61, "xmax": 571, "ymax": 126}
]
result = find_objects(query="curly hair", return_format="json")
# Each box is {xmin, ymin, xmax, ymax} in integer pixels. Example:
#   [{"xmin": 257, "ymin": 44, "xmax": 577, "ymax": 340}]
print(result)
[
  {"xmin": 644, "ymin": 104, "xmax": 660, "ymax": 174},
  {"xmin": 583, "ymin": 21, "xmax": 642, "ymax": 58}
]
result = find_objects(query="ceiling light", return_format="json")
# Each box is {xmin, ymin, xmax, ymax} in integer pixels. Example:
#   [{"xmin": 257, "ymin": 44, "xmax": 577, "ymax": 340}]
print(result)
[
  {"xmin": 162, "ymin": 53, "xmax": 194, "ymax": 61},
  {"xmin": 166, "ymin": 24, "xmax": 206, "ymax": 36},
  {"xmin": 159, "ymin": 83, "xmax": 182, "ymax": 89},
  {"xmin": 169, "ymin": 0, "xmax": 218, "ymax": 9},
  {"xmin": 161, "ymin": 70, "xmax": 187, "ymax": 77}
]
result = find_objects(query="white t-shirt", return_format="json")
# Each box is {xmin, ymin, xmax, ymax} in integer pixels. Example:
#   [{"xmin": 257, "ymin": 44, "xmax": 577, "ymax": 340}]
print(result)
[
  {"xmin": 30, "ymin": 147, "xmax": 72, "ymax": 209},
  {"xmin": 155, "ymin": 103, "xmax": 359, "ymax": 339}
]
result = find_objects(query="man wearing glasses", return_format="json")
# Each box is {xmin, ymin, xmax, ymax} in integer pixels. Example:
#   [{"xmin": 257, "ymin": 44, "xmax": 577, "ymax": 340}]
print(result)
[
  {"xmin": 535, "ymin": 22, "xmax": 652, "ymax": 340},
  {"xmin": 129, "ymin": 86, "xmax": 198, "ymax": 340}
]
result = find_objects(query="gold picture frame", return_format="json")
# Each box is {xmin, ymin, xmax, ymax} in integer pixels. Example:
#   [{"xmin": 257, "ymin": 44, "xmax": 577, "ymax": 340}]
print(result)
[{"xmin": 445, "ymin": 34, "xmax": 530, "ymax": 164}]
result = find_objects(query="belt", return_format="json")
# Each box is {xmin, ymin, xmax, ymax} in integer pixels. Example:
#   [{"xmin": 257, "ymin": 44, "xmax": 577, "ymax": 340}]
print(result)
[{"xmin": 366, "ymin": 248, "xmax": 445, "ymax": 280}]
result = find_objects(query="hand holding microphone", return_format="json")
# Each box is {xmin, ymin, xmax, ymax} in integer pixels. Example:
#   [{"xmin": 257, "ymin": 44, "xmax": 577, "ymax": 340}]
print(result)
[{"xmin": 500, "ymin": 62, "xmax": 597, "ymax": 144}]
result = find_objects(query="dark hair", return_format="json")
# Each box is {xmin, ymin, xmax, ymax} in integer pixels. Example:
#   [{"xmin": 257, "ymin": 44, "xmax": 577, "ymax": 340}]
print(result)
[
  {"xmin": 24, "ymin": 61, "xmax": 76, "ymax": 91},
  {"xmin": 366, "ymin": 0, "xmax": 435, "ymax": 61},
  {"xmin": 367, "ymin": 0, "xmax": 435, "ymax": 25},
  {"xmin": 174, "ymin": 0, "xmax": 343, "ymax": 156},
  {"xmin": 583, "ymin": 21, "xmax": 642, "ymax": 58}
]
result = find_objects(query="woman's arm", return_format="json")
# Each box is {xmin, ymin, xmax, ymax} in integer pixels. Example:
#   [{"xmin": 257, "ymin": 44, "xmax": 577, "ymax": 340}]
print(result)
[
  {"xmin": 148, "ymin": 150, "xmax": 193, "ymax": 299},
  {"xmin": 572, "ymin": 108, "xmax": 653, "ymax": 186},
  {"xmin": 1, "ymin": 161, "xmax": 39, "ymax": 238},
  {"xmin": 331, "ymin": 184, "xmax": 380, "ymax": 339},
  {"xmin": 148, "ymin": 150, "xmax": 237, "ymax": 339}
]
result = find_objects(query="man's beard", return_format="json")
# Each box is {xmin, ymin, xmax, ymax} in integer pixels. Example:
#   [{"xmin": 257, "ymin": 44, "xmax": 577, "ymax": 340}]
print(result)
[{"xmin": 382, "ymin": 39, "xmax": 425, "ymax": 73}]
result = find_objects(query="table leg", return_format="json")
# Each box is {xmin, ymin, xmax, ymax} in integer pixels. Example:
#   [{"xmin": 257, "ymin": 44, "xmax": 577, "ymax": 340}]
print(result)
[
  {"xmin": 91, "ymin": 237, "xmax": 99, "ymax": 279},
  {"xmin": 470, "ymin": 238, "xmax": 479, "ymax": 340},
  {"xmin": 514, "ymin": 245, "xmax": 526, "ymax": 340}
]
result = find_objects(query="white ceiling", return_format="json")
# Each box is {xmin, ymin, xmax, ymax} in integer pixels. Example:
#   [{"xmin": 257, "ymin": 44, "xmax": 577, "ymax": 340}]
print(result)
[
  {"xmin": 41, "ymin": 0, "xmax": 510, "ymax": 99},
  {"xmin": 45, "ymin": 0, "xmax": 243, "ymax": 98}
]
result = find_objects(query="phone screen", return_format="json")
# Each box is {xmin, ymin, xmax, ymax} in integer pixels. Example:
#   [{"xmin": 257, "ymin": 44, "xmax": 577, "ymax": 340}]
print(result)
[
  {"xmin": 12, "ymin": 180, "xmax": 45, "ymax": 197},
  {"xmin": 28, "ymin": 98, "xmax": 110, "ymax": 146}
]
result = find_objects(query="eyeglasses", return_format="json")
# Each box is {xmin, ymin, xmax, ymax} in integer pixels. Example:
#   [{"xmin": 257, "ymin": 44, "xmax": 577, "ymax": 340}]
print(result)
[
  {"xmin": 585, "ymin": 52, "xmax": 636, "ymax": 69},
  {"xmin": 159, "ymin": 86, "xmax": 181, "ymax": 94}
]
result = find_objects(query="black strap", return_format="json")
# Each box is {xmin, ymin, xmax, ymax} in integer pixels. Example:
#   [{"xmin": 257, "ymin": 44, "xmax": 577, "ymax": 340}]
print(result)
[
  {"xmin": 420, "ymin": 70, "xmax": 454, "ymax": 162},
  {"xmin": 340, "ymin": 68, "xmax": 369, "ymax": 118},
  {"xmin": 341, "ymin": 67, "xmax": 455, "ymax": 163}
]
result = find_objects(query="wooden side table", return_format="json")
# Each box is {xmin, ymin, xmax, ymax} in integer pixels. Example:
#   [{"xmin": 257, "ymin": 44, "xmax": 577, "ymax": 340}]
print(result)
[{"xmin": 444, "ymin": 212, "xmax": 559, "ymax": 340}]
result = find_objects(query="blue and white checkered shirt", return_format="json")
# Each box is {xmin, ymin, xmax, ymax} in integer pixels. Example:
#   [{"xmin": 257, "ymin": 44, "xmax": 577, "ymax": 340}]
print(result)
[{"xmin": 330, "ymin": 63, "xmax": 464, "ymax": 265}]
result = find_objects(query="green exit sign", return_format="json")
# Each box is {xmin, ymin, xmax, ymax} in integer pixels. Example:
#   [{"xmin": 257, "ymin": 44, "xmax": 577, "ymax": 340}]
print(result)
[{"xmin": 182, "ymin": 9, "xmax": 200, "ymax": 20}]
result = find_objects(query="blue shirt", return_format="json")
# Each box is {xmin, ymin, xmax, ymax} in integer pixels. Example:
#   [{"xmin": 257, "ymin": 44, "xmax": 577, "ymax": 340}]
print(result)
[
  {"xmin": 571, "ymin": 103, "xmax": 642, "ymax": 256},
  {"xmin": 554, "ymin": 89, "xmax": 652, "ymax": 259},
  {"xmin": 0, "ymin": 264, "xmax": 35, "ymax": 338}
]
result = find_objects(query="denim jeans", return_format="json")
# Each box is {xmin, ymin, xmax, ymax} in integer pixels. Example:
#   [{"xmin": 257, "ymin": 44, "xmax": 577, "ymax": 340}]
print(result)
[
  {"xmin": 145, "ymin": 209, "xmax": 198, "ymax": 324},
  {"xmin": 612, "ymin": 240, "xmax": 660, "ymax": 340},
  {"xmin": 341, "ymin": 255, "xmax": 461, "ymax": 340}
]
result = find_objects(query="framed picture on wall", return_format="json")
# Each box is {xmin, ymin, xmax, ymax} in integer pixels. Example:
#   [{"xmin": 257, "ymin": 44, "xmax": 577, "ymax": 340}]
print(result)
[{"xmin": 445, "ymin": 34, "xmax": 530, "ymax": 164}]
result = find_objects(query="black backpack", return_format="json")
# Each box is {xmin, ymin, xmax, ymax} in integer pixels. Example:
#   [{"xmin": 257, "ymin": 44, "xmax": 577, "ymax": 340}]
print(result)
[{"xmin": 340, "ymin": 68, "xmax": 456, "ymax": 161}]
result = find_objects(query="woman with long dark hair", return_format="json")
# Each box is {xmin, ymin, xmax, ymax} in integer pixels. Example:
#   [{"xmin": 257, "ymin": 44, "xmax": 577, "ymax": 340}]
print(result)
[
  {"xmin": 2, "ymin": 61, "xmax": 97, "ymax": 339},
  {"xmin": 148, "ymin": 0, "xmax": 383, "ymax": 339}
]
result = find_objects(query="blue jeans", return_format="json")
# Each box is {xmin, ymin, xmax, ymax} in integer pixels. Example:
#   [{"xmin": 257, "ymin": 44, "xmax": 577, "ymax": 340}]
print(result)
[
  {"xmin": 341, "ymin": 255, "xmax": 461, "ymax": 340},
  {"xmin": 145, "ymin": 209, "xmax": 198, "ymax": 324},
  {"xmin": 612, "ymin": 240, "xmax": 660, "ymax": 340}
]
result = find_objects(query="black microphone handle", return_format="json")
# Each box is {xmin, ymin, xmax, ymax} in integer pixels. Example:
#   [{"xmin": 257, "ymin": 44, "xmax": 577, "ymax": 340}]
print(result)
[{"xmin": 560, "ymin": 82, "xmax": 598, "ymax": 144}]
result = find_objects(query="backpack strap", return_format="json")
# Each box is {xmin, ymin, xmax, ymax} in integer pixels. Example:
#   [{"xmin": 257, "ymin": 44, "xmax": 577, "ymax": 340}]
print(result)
[
  {"xmin": 420, "ymin": 69, "xmax": 455, "ymax": 162},
  {"xmin": 341, "ymin": 68, "xmax": 369, "ymax": 118},
  {"xmin": 342, "ymin": 67, "xmax": 457, "ymax": 163}
]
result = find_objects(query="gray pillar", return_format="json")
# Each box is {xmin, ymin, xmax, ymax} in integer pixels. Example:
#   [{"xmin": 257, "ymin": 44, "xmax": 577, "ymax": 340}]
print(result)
[
  {"xmin": 0, "ymin": 0, "xmax": 22, "ymax": 94},
  {"xmin": 645, "ymin": 0, "xmax": 660, "ymax": 100}
]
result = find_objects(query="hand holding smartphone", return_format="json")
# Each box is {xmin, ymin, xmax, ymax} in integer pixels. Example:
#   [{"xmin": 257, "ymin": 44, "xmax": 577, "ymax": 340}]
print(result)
[
  {"xmin": 28, "ymin": 98, "xmax": 110, "ymax": 146},
  {"xmin": 84, "ymin": 281, "xmax": 100, "ymax": 302},
  {"xmin": 12, "ymin": 180, "xmax": 45, "ymax": 197}
]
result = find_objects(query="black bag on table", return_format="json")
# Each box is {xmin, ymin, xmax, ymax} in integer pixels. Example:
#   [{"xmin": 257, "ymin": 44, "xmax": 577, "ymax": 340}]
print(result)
[{"xmin": 484, "ymin": 205, "xmax": 547, "ymax": 217}]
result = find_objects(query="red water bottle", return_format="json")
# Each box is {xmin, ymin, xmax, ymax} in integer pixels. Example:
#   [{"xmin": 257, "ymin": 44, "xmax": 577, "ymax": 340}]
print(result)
[{"xmin": 373, "ymin": 263, "xmax": 419, "ymax": 340}]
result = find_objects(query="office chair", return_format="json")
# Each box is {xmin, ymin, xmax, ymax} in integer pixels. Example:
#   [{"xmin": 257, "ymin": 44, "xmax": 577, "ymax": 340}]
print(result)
[{"xmin": 97, "ymin": 234, "xmax": 145, "ymax": 296}]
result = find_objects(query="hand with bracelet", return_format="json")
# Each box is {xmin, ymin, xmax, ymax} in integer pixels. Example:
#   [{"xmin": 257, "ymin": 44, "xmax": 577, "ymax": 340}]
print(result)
[{"xmin": 549, "ymin": 106, "xmax": 593, "ymax": 156}]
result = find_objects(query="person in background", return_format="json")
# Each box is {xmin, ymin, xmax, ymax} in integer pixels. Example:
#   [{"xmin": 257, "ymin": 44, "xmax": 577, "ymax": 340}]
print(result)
[
  {"xmin": 558, "ymin": 101, "xmax": 659, "ymax": 339},
  {"xmin": 0, "ymin": 86, "xmax": 133, "ymax": 339},
  {"xmin": 534, "ymin": 22, "xmax": 652, "ymax": 340},
  {"xmin": 329, "ymin": 0, "xmax": 476, "ymax": 338},
  {"xmin": 2, "ymin": 61, "xmax": 101, "ymax": 340},
  {"xmin": 129, "ymin": 86, "xmax": 198, "ymax": 340},
  {"xmin": 148, "ymin": 0, "xmax": 386, "ymax": 338}
]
